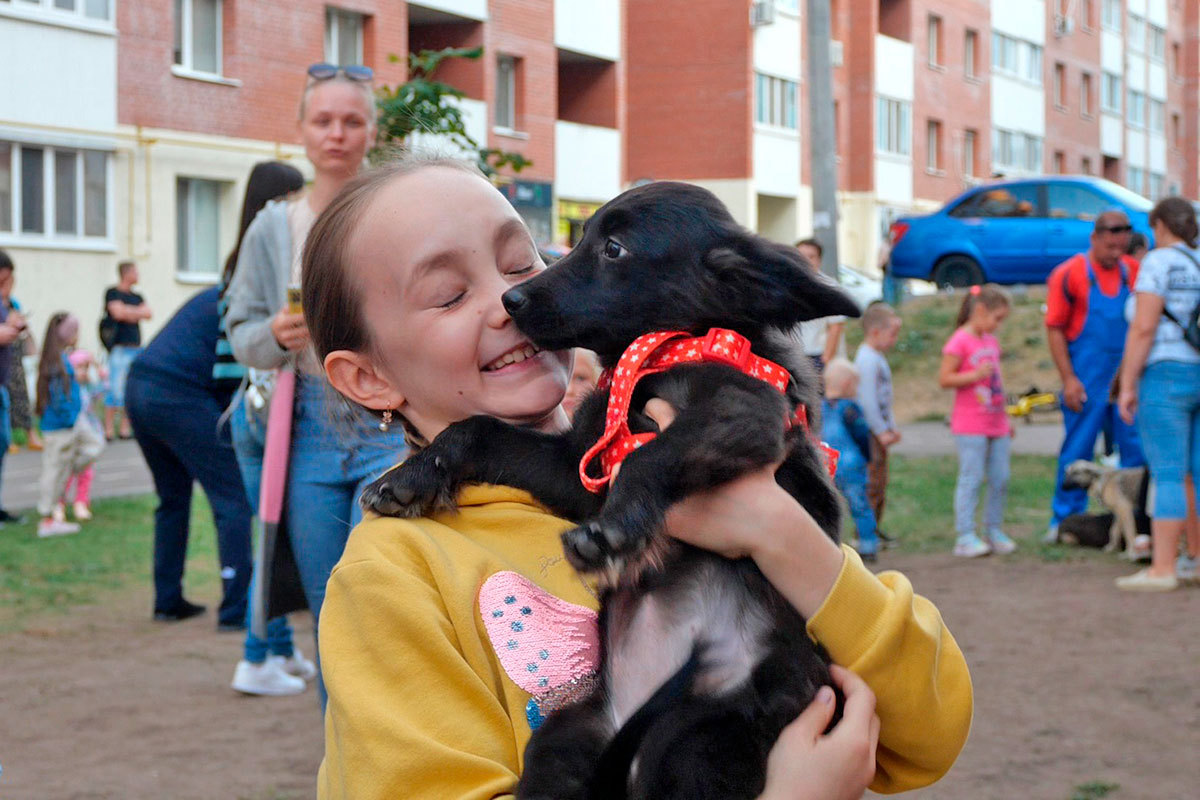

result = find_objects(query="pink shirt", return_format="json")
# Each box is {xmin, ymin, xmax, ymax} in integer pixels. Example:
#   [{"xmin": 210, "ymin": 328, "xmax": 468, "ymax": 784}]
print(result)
[{"xmin": 942, "ymin": 327, "xmax": 1010, "ymax": 438}]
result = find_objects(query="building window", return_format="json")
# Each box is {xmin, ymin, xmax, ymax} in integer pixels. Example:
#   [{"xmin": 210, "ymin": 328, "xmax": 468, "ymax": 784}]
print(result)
[
  {"xmin": 1080, "ymin": 72, "xmax": 1093, "ymax": 116},
  {"xmin": 176, "ymin": 178, "xmax": 224, "ymax": 277},
  {"xmin": 1172, "ymin": 112, "xmax": 1182, "ymax": 147},
  {"xmin": 495, "ymin": 55, "xmax": 518, "ymax": 130},
  {"xmin": 992, "ymin": 32, "xmax": 1018, "ymax": 73},
  {"xmin": 1127, "ymin": 89, "xmax": 1146, "ymax": 128},
  {"xmin": 963, "ymin": 129, "xmax": 977, "ymax": 177},
  {"xmin": 876, "ymin": 97, "xmax": 911, "ymax": 156},
  {"xmin": 991, "ymin": 33, "xmax": 1041, "ymax": 83},
  {"xmin": 992, "ymin": 128, "xmax": 1043, "ymax": 173},
  {"xmin": 0, "ymin": 141, "xmax": 108, "ymax": 239},
  {"xmin": 1054, "ymin": 62, "xmax": 1067, "ymax": 108},
  {"xmin": 1148, "ymin": 25, "xmax": 1166, "ymax": 61},
  {"xmin": 1148, "ymin": 172, "xmax": 1165, "ymax": 200},
  {"xmin": 1053, "ymin": 151, "xmax": 1065, "ymax": 174},
  {"xmin": 926, "ymin": 120, "xmax": 942, "ymax": 171},
  {"xmin": 1081, "ymin": 156, "xmax": 1093, "ymax": 175},
  {"xmin": 927, "ymin": 15, "xmax": 943, "ymax": 67},
  {"xmin": 964, "ymin": 29, "xmax": 978, "ymax": 79},
  {"xmin": 173, "ymin": 0, "xmax": 222, "ymax": 75},
  {"xmin": 1026, "ymin": 43, "xmax": 1043, "ymax": 83},
  {"xmin": 754, "ymin": 73, "xmax": 799, "ymax": 129},
  {"xmin": 1127, "ymin": 166, "xmax": 1145, "ymax": 195},
  {"xmin": 1101, "ymin": 72, "xmax": 1122, "ymax": 113},
  {"xmin": 1149, "ymin": 99, "xmax": 1165, "ymax": 134},
  {"xmin": 325, "ymin": 8, "xmax": 364, "ymax": 66},
  {"xmin": 2, "ymin": 0, "xmax": 112, "ymax": 21},
  {"xmin": 1081, "ymin": 0, "xmax": 1094, "ymax": 29},
  {"xmin": 1172, "ymin": 42, "xmax": 1182, "ymax": 79},
  {"xmin": 1127, "ymin": 14, "xmax": 1144, "ymax": 52},
  {"xmin": 1101, "ymin": 0, "xmax": 1121, "ymax": 30}
]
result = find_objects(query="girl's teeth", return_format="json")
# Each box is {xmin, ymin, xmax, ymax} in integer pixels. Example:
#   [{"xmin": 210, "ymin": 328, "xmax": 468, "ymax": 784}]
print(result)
[{"xmin": 487, "ymin": 345, "xmax": 540, "ymax": 371}]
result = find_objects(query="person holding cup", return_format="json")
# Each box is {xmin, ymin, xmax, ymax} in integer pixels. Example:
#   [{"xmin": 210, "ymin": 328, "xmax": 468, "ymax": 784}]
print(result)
[{"xmin": 224, "ymin": 64, "xmax": 408, "ymax": 702}]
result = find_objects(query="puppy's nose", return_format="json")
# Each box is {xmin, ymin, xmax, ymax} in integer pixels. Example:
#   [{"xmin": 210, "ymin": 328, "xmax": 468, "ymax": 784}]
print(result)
[{"xmin": 502, "ymin": 287, "xmax": 530, "ymax": 316}]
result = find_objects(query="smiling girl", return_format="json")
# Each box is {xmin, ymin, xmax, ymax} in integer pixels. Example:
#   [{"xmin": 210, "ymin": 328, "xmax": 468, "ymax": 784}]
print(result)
[{"xmin": 305, "ymin": 155, "xmax": 972, "ymax": 800}]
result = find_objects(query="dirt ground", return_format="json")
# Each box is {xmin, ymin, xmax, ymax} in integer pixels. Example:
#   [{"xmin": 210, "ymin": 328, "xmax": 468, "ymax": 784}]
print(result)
[{"xmin": 1, "ymin": 553, "xmax": 1197, "ymax": 800}]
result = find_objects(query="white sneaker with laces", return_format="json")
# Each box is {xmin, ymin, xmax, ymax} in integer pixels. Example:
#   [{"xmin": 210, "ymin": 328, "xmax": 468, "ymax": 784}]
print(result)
[
  {"xmin": 953, "ymin": 533, "xmax": 992, "ymax": 558},
  {"xmin": 231, "ymin": 658, "xmax": 306, "ymax": 696},
  {"xmin": 277, "ymin": 647, "xmax": 317, "ymax": 682},
  {"xmin": 38, "ymin": 519, "xmax": 80, "ymax": 538},
  {"xmin": 73, "ymin": 502, "xmax": 93, "ymax": 521}
]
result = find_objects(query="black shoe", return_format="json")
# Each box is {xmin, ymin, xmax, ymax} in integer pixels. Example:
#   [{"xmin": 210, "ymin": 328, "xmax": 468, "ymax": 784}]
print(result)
[
  {"xmin": 0, "ymin": 509, "xmax": 26, "ymax": 524},
  {"xmin": 878, "ymin": 529, "xmax": 898, "ymax": 549},
  {"xmin": 216, "ymin": 620, "xmax": 246, "ymax": 633},
  {"xmin": 858, "ymin": 551, "xmax": 879, "ymax": 564},
  {"xmin": 153, "ymin": 600, "xmax": 207, "ymax": 622}
]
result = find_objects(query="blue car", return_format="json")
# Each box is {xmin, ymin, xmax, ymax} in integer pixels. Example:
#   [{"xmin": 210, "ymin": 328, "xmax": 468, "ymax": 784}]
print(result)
[{"xmin": 888, "ymin": 176, "xmax": 1152, "ymax": 287}]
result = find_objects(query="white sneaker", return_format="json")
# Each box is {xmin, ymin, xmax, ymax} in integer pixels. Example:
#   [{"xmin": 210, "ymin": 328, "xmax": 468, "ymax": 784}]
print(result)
[
  {"xmin": 953, "ymin": 533, "xmax": 992, "ymax": 558},
  {"xmin": 231, "ymin": 658, "xmax": 306, "ymax": 696},
  {"xmin": 72, "ymin": 502, "xmax": 93, "ymax": 521},
  {"xmin": 51, "ymin": 503, "xmax": 66, "ymax": 524},
  {"xmin": 38, "ymin": 519, "xmax": 80, "ymax": 538},
  {"xmin": 277, "ymin": 648, "xmax": 317, "ymax": 682},
  {"xmin": 1042, "ymin": 524, "xmax": 1059, "ymax": 545}
]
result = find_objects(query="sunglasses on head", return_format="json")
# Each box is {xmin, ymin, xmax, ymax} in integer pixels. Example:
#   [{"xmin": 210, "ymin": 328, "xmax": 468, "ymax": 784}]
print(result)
[
  {"xmin": 1098, "ymin": 224, "xmax": 1133, "ymax": 234},
  {"xmin": 307, "ymin": 63, "xmax": 374, "ymax": 82}
]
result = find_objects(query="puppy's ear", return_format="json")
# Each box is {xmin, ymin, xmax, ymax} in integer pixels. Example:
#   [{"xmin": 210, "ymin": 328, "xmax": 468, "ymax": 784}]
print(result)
[{"xmin": 706, "ymin": 237, "xmax": 861, "ymax": 324}]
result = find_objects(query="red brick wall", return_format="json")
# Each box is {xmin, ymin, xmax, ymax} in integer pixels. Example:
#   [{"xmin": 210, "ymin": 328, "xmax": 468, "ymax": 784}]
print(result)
[
  {"xmin": 558, "ymin": 61, "xmax": 619, "ymax": 129},
  {"xmin": 1167, "ymin": 0, "xmax": 1193, "ymax": 197},
  {"xmin": 1184, "ymin": 0, "xmax": 1200, "ymax": 198},
  {"xmin": 118, "ymin": 1, "xmax": 407, "ymax": 142},
  {"xmin": 486, "ymin": 0, "xmax": 557, "ymax": 181},
  {"xmin": 625, "ymin": 0, "xmax": 751, "ymax": 181},
  {"xmin": 837, "ymin": 0, "xmax": 878, "ymax": 193},
  {"xmin": 408, "ymin": 21, "xmax": 486, "ymax": 99},
  {"xmin": 912, "ymin": 0, "xmax": 991, "ymax": 202},
  {"xmin": 1042, "ymin": 4, "xmax": 1101, "ymax": 179}
]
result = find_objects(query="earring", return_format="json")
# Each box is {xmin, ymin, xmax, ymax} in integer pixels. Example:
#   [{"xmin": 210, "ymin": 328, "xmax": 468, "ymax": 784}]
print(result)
[{"xmin": 379, "ymin": 409, "xmax": 392, "ymax": 433}]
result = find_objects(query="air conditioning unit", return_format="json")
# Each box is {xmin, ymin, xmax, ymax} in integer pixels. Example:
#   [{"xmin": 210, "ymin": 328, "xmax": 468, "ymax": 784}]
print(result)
[
  {"xmin": 830, "ymin": 39, "xmax": 844, "ymax": 67},
  {"xmin": 750, "ymin": 1, "xmax": 776, "ymax": 27},
  {"xmin": 1053, "ymin": 13, "xmax": 1075, "ymax": 37}
]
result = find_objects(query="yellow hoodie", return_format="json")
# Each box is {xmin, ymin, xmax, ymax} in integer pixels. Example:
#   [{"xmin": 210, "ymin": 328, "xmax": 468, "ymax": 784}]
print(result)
[{"xmin": 317, "ymin": 485, "xmax": 972, "ymax": 799}]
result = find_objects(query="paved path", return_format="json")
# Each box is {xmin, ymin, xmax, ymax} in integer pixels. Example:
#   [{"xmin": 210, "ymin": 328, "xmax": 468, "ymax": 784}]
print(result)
[
  {"xmin": 1, "ymin": 439, "xmax": 153, "ymax": 513},
  {"xmin": 887, "ymin": 420, "xmax": 1064, "ymax": 458}
]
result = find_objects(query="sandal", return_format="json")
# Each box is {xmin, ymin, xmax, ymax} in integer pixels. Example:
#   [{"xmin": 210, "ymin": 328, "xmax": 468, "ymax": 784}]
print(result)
[{"xmin": 1115, "ymin": 568, "xmax": 1178, "ymax": 592}]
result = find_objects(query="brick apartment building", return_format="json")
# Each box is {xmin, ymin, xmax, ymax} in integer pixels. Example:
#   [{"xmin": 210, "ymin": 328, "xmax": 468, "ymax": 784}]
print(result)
[{"xmin": 2, "ymin": 0, "xmax": 1199, "ymax": 351}]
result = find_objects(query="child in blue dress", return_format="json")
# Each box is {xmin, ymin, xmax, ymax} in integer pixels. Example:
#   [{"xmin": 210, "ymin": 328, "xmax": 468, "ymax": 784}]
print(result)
[{"xmin": 822, "ymin": 358, "xmax": 879, "ymax": 561}]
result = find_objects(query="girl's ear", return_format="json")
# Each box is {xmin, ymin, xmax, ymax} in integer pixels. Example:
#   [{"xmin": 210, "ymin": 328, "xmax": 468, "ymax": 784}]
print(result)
[{"xmin": 324, "ymin": 349, "xmax": 406, "ymax": 412}]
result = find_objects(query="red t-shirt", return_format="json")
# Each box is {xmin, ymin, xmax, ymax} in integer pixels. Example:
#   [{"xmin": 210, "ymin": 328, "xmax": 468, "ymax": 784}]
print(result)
[{"xmin": 1044, "ymin": 253, "xmax": 1140, "ymax": 342}]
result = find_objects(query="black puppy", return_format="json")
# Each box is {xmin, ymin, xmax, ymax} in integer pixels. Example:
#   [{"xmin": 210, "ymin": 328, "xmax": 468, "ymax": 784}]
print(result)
[{"xmin": 362, "ymin": 182, "xmax": 861, "ymax": 800}]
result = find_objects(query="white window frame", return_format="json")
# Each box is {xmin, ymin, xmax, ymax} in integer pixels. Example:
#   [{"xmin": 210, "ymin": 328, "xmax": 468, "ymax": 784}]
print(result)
[
  {"xmin": 1127, "ymin": 89, "xmax": 1146, "ymax": 128},
  {"xmin": 495, "ymin": 54, "xmax": 518, "ymax": 132},
  {"xmin": 1127, "ymin": 166, "xmax": 1145, "ymax": 195},
  {"xmin": 1148, "ymin": 25, "xmax": 1166, "ymax": 62},
  {"xmin": 1101, "ymin": 0, "xmax": 1121, "ymax": 31},
  {"xmin": 1101, "ymin": 72, "xmax": 1122, "ymax": 113},
  {"xmin": 754, "ymin": 73, "xmax": 798, "ymax": 130},
  {"xmin": 175, "ymin": 176, "xmax": 227, "ymax": 280},
  {"xmin": 927, "ymin": 15, "xmax": 942, "ymax": 68},
  {"xmin": 964, "ymin": 29, "xmax": 978, "ymax": 79},
  {"xmin": 0, "ymin": 0, "xmax": 113, "ymax": 24},
  {"xmin": 991, "ymin": 128, "xmax": 1042, "ymax": 173},
  {"xmin": 925, "ymin": 119, "xmax": 941, "ymax": 172},
  {"xmin": 1054, "ymin": 62, "xmax": 1067, "ymax": 108},
  {"xmin": 1080, "ymin": 72, "xmax": 1093, "ymax": 116},
  {"xmin": 325, "ymin": 7, "xmax": 364, "ymax": 66},
  {"xmin": 1148, "ymin": 172, "xmax": 1165, "ymax": 200},
  {"xmin": 963, "ymin": 129, "xmax": 977, "ymax": 177},
  {"xmin": 875, "ymin": 97, "xmax": 911, "ymax": 157},
  {"xmin": 1026, "ymin": 43, "xmax": 1043, "ymax": 84},
  {"xmin": 0, "ymin": 140, "xmax": 112, "ymax": 249},
  {"xmin": 1149, "ymin": 99, "xmax": 1165, "ymax": 134},
  {"xmin": 1127, "ymin": 13, "xmax": 1145, "ymax": 53},
  {"xmin": 174, "ymin": 0, "xmax": 223, "ymax": 78}
]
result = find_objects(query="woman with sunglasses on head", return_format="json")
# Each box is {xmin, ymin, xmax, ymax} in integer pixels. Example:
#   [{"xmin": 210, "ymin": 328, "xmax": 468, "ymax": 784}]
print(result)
[{"xmin": 225, "ymin": 63, "xmax": 408, "ymax": 704}]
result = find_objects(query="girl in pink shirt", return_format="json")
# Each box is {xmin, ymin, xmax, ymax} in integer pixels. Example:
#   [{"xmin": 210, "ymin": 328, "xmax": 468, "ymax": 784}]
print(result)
[{"xmin": 938, "ymin": 285, "xmax": 1015, "ymax": 558}]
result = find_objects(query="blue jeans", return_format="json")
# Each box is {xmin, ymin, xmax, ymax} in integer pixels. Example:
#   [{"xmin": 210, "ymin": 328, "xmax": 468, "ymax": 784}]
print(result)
[
  {"xmin": 288, "ymin": 376, "xmax": 407, "ymax": 700},
  {"xmin": 229, "ymin": 390, "xmax": 295, "ymax": 663},
  {"xmin": 835, "ymin": 466, "xmax": 877, "ymax": 555},
  {"xmin": 1136, "ymin": 360, "xmax": 1200, "ymax": 519},
  {"xmin": 954, "ymin": 434, "xmax": 1010, "ymax": 536},
  {"xmin": 105, "ymin": 345, "xmax": 140, "ymax": 407},
  {"xmin": 0, "ymin": 385, "xmax": 10, "ymax": 504}
]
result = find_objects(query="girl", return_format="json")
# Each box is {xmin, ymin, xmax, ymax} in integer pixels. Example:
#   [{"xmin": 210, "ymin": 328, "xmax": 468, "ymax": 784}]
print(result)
[
  {"xmin": 938, "ymin": 285, "xmax": 1015, "ymax": 558},
  {"xmin": 1116, "ymin": 196, "xmax": 1200, "ymax": 591},
  {"xmin": 54, "ymin": 347, "xmax": 104, "ymax": 522},
  {"xmin": 304, "ymin": 156, "xmax": 972, "ymax": 800},
  {"xmin": 224, "ymin": 66, "xmax": 407, "ymax": 700},
  {"xmin": 34, "ymin": 313, "xmax": 104, "ymax": 538}
]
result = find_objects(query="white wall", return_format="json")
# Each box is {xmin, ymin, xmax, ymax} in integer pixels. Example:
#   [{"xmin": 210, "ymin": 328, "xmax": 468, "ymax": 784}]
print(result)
[
  {"xmin": 411, "ymin": 97, "xmax": 488, "ymax": 158},
  {"xmin": 875, "ymin": 157, "xmax": 913, "ymax": 206},
  {"xmin": 1147, "ymin": 63, "xmax": 1166, "ymax": 100},
  {"xmin": 0, "ymin": 16, "xmax": 115, "ymax": 133},
  {"xmin": 753, "ymin": 129, "xmax": 801, "ymax": 198},
  {"xmin": 875, "ymin": 35, "xmax": 914, "ymax": 102},
  {"xmin": 1101, "ymin": 113, "xmax": 1124, "ymax": 156},
  {"xmin": 555, "ymin": 0, "xmax": 619, "ymax": 61},
  {"xmin": 555, "ymin": 121, "xmax": 620, "ymax": 201},
  {"xmin": 1149, "ymin": 136, "xmax": 1166, "ymax": 172},
  {"xmin": 1146, "ymin": 0, "xmax": 1168, "ymax": 27},
  {"xmin": 753, "ymin": 11, "xmax": 802, "ymax": 80},
  {"xmin": 1127, "ymin": 54, "xmax": 1146, "ymax": 92},
  {"xmin": 1127, "ymin": 0, "xmax": 1148, "ymax": 17},
  {"xmin": 407, "ymin": 0, "xmax": 487, "ymax": 21},
  {"xmin": 991, "ymin": 0, "xmax": 1046, "ymax": 43},
  {"xmin": 992, "ymin": 77, "xmax": 1046, "ymax": 136}
]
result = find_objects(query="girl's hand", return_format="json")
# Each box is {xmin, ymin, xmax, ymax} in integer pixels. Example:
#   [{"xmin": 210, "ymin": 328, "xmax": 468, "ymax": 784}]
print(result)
[
  {"xmin": 1118, "ymin": 386, "xmax": 1138, "ymax": 425},
  {"xmin": 270, "ymin": 309, "xmax": 310, "ymax": 352},
  {"xmin": 758, "ymin": 665, "xmax": 880, "ymax": 800},
  {"xmin": 972, "ymin": 362, "xmax": 994, "ymax": 381}
]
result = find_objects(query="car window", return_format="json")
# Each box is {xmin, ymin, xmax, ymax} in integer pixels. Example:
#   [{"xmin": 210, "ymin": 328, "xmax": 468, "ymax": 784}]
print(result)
[
  {"xmin": 1046, "ymin": 185, "xmax": 1110, "ymax": 221},
  {"xmin": 949, "ymin": 185, "xmax": 1041, "ymax": 219}
]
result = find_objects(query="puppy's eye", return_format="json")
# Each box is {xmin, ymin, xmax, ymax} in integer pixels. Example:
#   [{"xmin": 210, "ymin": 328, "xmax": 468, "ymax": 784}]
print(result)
[{"xmin": 603, "ymin": 238, "xmax": 628, "ymax": 259}]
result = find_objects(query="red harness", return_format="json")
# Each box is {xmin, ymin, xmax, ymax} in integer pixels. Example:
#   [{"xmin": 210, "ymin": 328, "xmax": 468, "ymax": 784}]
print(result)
[{"xmin": 578, "ymin": 328, "xmax": 839, "ymax": 493}]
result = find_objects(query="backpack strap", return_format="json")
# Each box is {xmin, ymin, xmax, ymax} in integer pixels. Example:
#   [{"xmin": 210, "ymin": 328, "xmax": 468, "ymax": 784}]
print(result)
[{"xmin": 1160, "ymin": 246, "xmax": 1200, "ymax": 337}]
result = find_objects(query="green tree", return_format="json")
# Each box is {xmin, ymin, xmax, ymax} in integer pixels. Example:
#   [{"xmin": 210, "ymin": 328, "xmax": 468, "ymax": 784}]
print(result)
[{"xmin": 373, "ymin": 46, "xmax": 531, "ymax": 175}]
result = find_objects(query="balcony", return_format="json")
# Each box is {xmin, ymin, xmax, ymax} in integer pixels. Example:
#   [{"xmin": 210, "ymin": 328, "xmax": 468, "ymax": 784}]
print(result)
[
  {"xmin": 555, "ymin": 121, "xmax": 620, "ymax": 202},
  {"xmin": 555, "ymin": 0, "xmax": 619, "ymax": 61},
  {"xmin": 406, "ymin": 0, "xmax": 487, "ymax": 23}
]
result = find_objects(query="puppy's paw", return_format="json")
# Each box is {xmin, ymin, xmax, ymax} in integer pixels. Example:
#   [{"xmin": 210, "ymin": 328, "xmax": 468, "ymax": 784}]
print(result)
[
  {"xmin": 562, "ymin": 519, "xmax": 647, "ymax": 573},
  {"xmin": 359, "ymin": 452, "xmax": 459, "ymax": 519}
]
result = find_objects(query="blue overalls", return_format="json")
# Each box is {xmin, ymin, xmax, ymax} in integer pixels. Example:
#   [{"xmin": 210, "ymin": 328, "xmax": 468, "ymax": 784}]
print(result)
[
  {"xmin": 1051, "ymin": 260, "xmax": 1146, "ymax": 526},
  {"xmin": 822, "ymin": 398, "xmax": 878, "ymax": 555}
]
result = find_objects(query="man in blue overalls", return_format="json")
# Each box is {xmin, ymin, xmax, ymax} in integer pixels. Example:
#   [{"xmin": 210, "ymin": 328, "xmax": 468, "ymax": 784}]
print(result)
[{"xmin": 1044, "ymin": 211, "xmax": 1146, "ymax": 542}]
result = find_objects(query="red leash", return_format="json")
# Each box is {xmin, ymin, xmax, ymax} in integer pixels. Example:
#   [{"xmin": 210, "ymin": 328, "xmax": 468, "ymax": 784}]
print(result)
[{"xmin": 579, "ymin": 328, "xmax": 838, "ymax": 493}]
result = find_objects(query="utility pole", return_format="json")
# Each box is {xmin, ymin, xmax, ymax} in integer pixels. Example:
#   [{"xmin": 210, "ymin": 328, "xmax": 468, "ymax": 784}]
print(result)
[{"xmin": 806, "ymin": 0, "xmax": 839, "ymax": 280}]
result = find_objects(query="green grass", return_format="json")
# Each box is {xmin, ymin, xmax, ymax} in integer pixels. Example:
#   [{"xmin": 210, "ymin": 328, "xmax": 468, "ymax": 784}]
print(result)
[
  {"xmin": 0, "ymin": 492, "xmax": 220, "ymax": 631},
  {"xmin": 1070, "ymin": 781, "xmax": 1120, "ymax": 800}
]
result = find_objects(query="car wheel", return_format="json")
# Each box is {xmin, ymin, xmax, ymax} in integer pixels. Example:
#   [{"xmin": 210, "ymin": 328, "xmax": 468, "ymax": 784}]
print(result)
[{"xmin": 932, "ymin": 256, "xmax": 984, "ymax": 289}]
